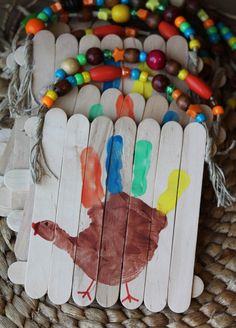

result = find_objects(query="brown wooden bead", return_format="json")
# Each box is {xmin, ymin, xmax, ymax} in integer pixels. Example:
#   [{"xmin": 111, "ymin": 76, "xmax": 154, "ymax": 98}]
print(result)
[
  {"xmin": 165, "ymin": 59, "xmax": 181, "ymax": 76},
  {"xmin": 54, "ymin": 80, "xmax": 72, "ymax": 97},
  {"xmin": 130, "ymin": 0, "xmax": 146, "ymax": 9},
  {"xmin": 105, "ymin": 0, "xmax": 119, "ymax": 7},
  {"xmin": 176, "ymin": 94, "xmax": 192, "ymax": 111},
  {"xmin": 152, "ymin": 74, "xmax": 169, "ymax": 92},
  {"xmin": 124, "ymin": 48, "xmax": 140, "ymax": 63},
  {"xmin": 86, "ymin": 47, "xmax": 104, "ymax": 65},
  {"xmin": 146, "ymin": 13, "xmax": 160, "ymax": 30},
  {"xmin": 163, "ymin": 5, "xmax": 180, "ymax": 23}
]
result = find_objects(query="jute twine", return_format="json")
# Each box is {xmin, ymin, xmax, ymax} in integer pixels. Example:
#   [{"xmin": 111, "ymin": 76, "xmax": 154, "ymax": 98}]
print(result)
[{"xmin": 0, "ymin": 110, "xmax": 235, "ymax": 327}]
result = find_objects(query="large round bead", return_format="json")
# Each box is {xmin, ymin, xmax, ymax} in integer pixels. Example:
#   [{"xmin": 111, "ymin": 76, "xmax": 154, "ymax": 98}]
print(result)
[
  {"xmin": 152, "ymin": 74, "xmax": 169, "ymax": 92},
  {"xmin": 111, "ymin": 4, "xmax": 130, "ymax": 23},
  {"xmin": 25, "ymin": 18, "xmax": 45, "ymax": 35},
  {"xmin": 86, "ymin": 47, "xmax": 104, "ymax": 65},
  {"xmin": 60, "ymin": 58, "xmax": 80, "ymax": 75},
  {"xmin": 147, "ymin": 50, "xmax": 166, "ymax": 70}
]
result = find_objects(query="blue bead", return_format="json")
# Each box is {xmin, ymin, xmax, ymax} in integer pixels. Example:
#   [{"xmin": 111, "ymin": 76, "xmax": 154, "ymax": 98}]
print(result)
[
  {"xmin": 195, "ymin": 113, "xmax": 206, "ymax": 123},
  {"xmin": 139, "ymin": 51, "xmax": 147, "ymax": 62},
  {"xmin": 42, "ymin": 6, "xmax": 53, "ymax": 17},
  {"xmin": 66, "ymin": 76, "xmax": 77, "ymax": 87},
  {"xmin": 209, "ymin": 33, "xmax": 221, "ymax": 44},
  {"xmin": 130, "ymin": 68, "xmax": 140, "ymax": 80},
  {"xmin": 184, "ymin": 27, "xmax": 195, "ymax": 38},
  {"xmin": 96, "ymin": 0, "xmax": 104, "ymax": 6},
  {"xmin": 223, "ymin": 31, "xmax": 234, "ymax": 40},
  {"xmin": 55, "ymin": 69, "xmax": 66, "ymax": 80},
  {"xmin": 121, "ymin": 0, "xmax": 129, "ymax": 4}
]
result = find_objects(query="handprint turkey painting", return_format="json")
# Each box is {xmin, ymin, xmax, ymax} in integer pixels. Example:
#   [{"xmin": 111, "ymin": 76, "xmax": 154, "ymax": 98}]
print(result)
[{"xmin": 15, "ymin": 110, "xmax": 206, "ymax": 312}]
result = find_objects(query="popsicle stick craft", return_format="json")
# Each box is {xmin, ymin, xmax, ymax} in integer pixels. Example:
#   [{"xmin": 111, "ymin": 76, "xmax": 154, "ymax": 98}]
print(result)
[{"xmin": 8, "ymin": 109, "xmax": 206, "ymax": 312}]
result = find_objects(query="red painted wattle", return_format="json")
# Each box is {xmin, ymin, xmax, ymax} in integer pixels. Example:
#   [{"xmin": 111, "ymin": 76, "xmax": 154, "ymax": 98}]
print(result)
[
  {"xmin": 185, "ymin": 74, "xmax": 213, "ymax": 100},
  {"xmin": 90, "ymin": 66, "xmax": 122, "ymax": 82}
]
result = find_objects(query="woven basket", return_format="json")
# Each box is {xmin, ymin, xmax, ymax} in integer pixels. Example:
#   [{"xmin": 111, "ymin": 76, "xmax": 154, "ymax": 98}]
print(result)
[{"xmin": 0, "ymin": 1, "xmax": 236, "ymax": 327}]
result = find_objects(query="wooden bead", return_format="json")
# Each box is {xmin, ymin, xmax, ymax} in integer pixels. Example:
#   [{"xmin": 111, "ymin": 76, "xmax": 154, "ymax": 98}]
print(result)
[
  {"xmin": 60, "ymin": 58, "xmax": 80, "ymax": 75},
  {"xmin": 124, "ymin": 48, "xmax": 140, "ymax": 63},
  {"xmin": 165, "ymin": 59, "xmax": 181, "ymax": 76},
  {"xmin": 176, "ymin": 94, "xmax": 192, "ymax": 111},
  {"xmin": 86, "ymin": 47, "xmax": 104, "ymax": 65},
  {"xmin": 158, "ymin": 21, "xmax": 179, "ymax": 39},
  {"xmin": 185, "ymin": 74, "xmax": 212, "ymax": 99},
  {"xmin": 25, "ymin": 18, "xmax": 45, "ymax": 35},
  {"xmin": 130, "ymin": 0, "xmax": 146, "ymax": 9},
  {"xmin": 163, "ymin": 5, "xmax": 180, "ymax": 23},
  {"xmin": 90, "ymin": 65, "xmax": 122, "ymax": 82},
  {"xmin": 146, "ymin": 13, "xmax": 160, "ymax": 30},
  {"xmin": 105, "ymin": 0, "xmax": 119, "ymax": 8},
  {"xmin": 54, "ymin": 79, "xmax": 72, "ymax": 97},
  {"xmin": 94, "ymin": 25, "xmax": 125, "ymax": 38},
  {"xmin": 152, "ymin": 74, "xmax": 169, "ymax": 92},
  {"xmin": 111, "ymin": 5, "xmax": 130, "ymax": 23},
  {"xmin": 41, "ymin": 95, "xmax": 54, "ymax": 108}
]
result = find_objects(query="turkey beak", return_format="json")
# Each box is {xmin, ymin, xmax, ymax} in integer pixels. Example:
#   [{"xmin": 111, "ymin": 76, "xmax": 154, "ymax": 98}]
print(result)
[{"xmin": 32, "ymin": 222, "xmax": 40, "ymax": 235}]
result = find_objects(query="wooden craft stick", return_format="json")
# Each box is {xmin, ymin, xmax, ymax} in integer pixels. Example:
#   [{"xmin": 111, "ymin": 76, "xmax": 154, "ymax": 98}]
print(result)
[
  {"xmin": 7, "ymin": 210, "xmax": 23, "ymax": 232},
  {"xmin": 168, "ymin": 123, "xmax": 206, "ymax": 313},
  {"xmin": 120, "ymin": 118, "xmax": 160, "ymax": 309},
  {"xmin": 14, "ymin": 185, "xmax": 35, "ymax": 261},
  {"xmin": 119, "ymin": 93, "xmax": 145, "ymax": 123},
  {"xmin": 73, "ymin": 85, "xmax": 101, "ymax": 118},
  {"xmin": 144, "ymin": 121, "xmax": 184, "ymax": 312},
  {"xmin": 48, "ymin": 114, "xmax": 90, "ymax": 305},
  {"xmin": 0, "ymin": 126, "xmax": 14, "ymax": 175},
  {"xmin": 32, "ymin": 31, "xmax": 55, "ymax": 104},
  {"xmin": 54, "ymin": 34, "xmax": 79, "ymax": 116},
  {"xmin": 72, "ymin": 116, "xmax": 113, "ymax": 306},
  {"xmin": 25, "ymin": 108, "xmax": 67, "ymax": 299},
  {"xmin": 143, "ymin": 35, "xmax": 166, "ymax": 52},
  {"xmin": 123, "ymin": 37, "xmax": 142, "ymax": 96},
  {"xmin": 4, "ymin": 169, "xmax": 30, "ymax": 192},
  {"xmin": 96, "ymin": 117, "xmax": 137, "ymax": 308},
  {"xmin": 168, "ymin": 100, "xmax": 189, "ymax": 127},
  {"xmin": 143, "ymin": 95, "xmax": 169, "ymax": 124},
  {"xmin": 100, "ymin": 88, "xmax": 123, "ymax": 121}
]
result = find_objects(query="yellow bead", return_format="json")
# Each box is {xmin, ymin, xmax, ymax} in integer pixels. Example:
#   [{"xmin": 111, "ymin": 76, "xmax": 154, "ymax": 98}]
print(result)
[
  {"xmin": 98, "ymin": 8, "xmax": 111, "ymax": 21},
  {"xmin": 189, "ymin": 39, "xmax": 201, "ymax": 50},
  {"xmin": 227, "ymin": 98, "xmax": 236, "ymax": 109},
  {"xmin": 82, "ymin": 71, "xmax": 91, "ymax": 83},
  {"xmin": 178, "ymin": 69, "xmax": 189, "ymax": 80},
  {"xmin": 46, "ymin": 90, "xmax": 58, "ymax": 101},
  {"xmin": 111, "ymin": 4, "xmax": 130, "ymax": 23},
  {"xmin": 60, "ymin": 58, "xmax": 80, "ymax": 75},
  {"xmin": 139, "ymin": 71, "xmax": 148, "ymax": 82},
  {"xmin": 229, "ymin": 37, "xmax": 236, "ymax": 47},
  {"xmin": 85, "ymin": 28, "xmax": 92, "ymax": 35}
]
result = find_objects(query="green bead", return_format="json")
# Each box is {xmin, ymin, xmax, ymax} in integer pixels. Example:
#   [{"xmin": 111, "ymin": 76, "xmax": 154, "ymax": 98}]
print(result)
[
  {"xmin": 37, "ymin": 12, "xmax": 49, "ymax": 22},
  {"xmin": 221, "ymin": 26, "xmax": 230, "ymax": 35},
  {"xmin": 104, "ymin": 49, "xmax": 113, "ymax": 59},
  {"xmin": 166, "ymin": 84, "xmax": 175, "ymax": 95},
  {"xmin": 157, "ymin": 4, "xmax": 165, "ymax": 12},
  {"xmin": 167, "ymin": 94, "xmax": 173, "ymax": 102},
  {"xmin": 180, "ymin": 22, "xmax": 191, "ymax": 33},
  {"xmin": 207, "ymin": 26, "xmax": 218, "ymax": 35},
  {"xmin": 232, "ymin": 43, "xmax": 236, "ymax": 50},
  {"xmin": 76, "ymin": 54, "xmax": 87, "ymax": 66},
  {"xmin": 74, "ymin": 73, "xmax": 84, "ymax": 86},
  {"xmin": 21, "ymin": 13, "xmax": 37, "ymax": 27},
  {"xmin": 130, "ymin": 9, "xmax": 137, "ymax": 17},
  {"xmin": 51, "ymin": 14, "xmax": 58, "ymax": 23}
]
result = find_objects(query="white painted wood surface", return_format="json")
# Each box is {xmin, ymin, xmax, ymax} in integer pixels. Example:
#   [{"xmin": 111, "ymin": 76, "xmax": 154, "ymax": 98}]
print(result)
[
  {"xmin": 7, "ymin": 210, "xmax": 23, "ymax": 232},
  {"xmin": 72, "ymin": 116, "xmax": 113, "ymax": 306},
  {"xmin": 96, "ymin": 117, "xmax": 137, "ymax": 307},
  {"xmin": 74, "ymin": 85, "xmax": 101, "ymax": 117},
  {"xmin": 48, "ymin": 114, "xmax": 90, "ymax": 305},
  {"xmin": 120, "ymin": 118, "xmax": 160, "ymax": 309},
  {"xmin": 144, "ymin": 122, "xmax": 183, "ymax": 312},
  {"xmin": 25, "ymin": 109, "xmax": 67, "ymax": 299},
  {"xmin": 168, "ymin": 123, "xmax": 206, "ymax": 313}
]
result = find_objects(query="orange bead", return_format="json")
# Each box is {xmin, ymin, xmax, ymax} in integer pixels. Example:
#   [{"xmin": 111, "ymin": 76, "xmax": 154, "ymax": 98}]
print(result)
[
  {"xmin": 41, "ymin": 95, "xmax": 54, "ymax": 108},
  {"xmin": 137, "ymin": 9, "xmax": 148, "ymax": 21},
  {"xmin": 25, "ymin": 18, "xmax": 45, "ymax": 35},
  {"xmin": 51, "ymin": 2, "xmax": 63, "ymax": 13},
  {"xmin": 188, "ymin": 104, "xmax": 202, "ymax": 113},
  {"xmin": 203, "ymin": 19, "xmax": 214, "ymax": 29},
  {"xmin": 122, "ymin": 67, "xmax": 130, "ymax": 78},
  {"xmin": 212, "ymin": 105, "xmax": 224, "ymax": 115},
  {"xmin": 186, "ymin": 108, "xmax": 197, "ymax": 118},
  {"xmin": 125, "ymin": 27, "xmax": 137, "ymax": 37},
  {"xmin": 112, "ymin": 48, "xmax": 125, "ymax": 61},
  {"xmin": 175, "ymin": 16, "xmax": 186, "ymax": 28},
  {"xmin": 172, "ymin": 89, "xmax": 182, "ymax": 100}
]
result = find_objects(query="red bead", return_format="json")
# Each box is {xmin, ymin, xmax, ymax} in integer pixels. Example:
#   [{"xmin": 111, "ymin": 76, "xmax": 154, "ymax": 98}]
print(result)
[
  {"xmin": 158, "ymin": 21, "xmax": 179, "ymax": 40},
  {"xmin": 185, "ymin": 74, "xmax": 212, "ymax": 100},
  {"xmin": 90, "ymin": 66, "xmax": 122, "ymax": 82},
  {"xmin": 147, "ymin": 50, "xmax": 166, "ymax": 70},
  {"xmin": 25, "ymin": 18, "xmax": 45, "ymax": 35},
  {"xmin": 93, "ymin": 25, "xmax": 125, "ymax": 38}
]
